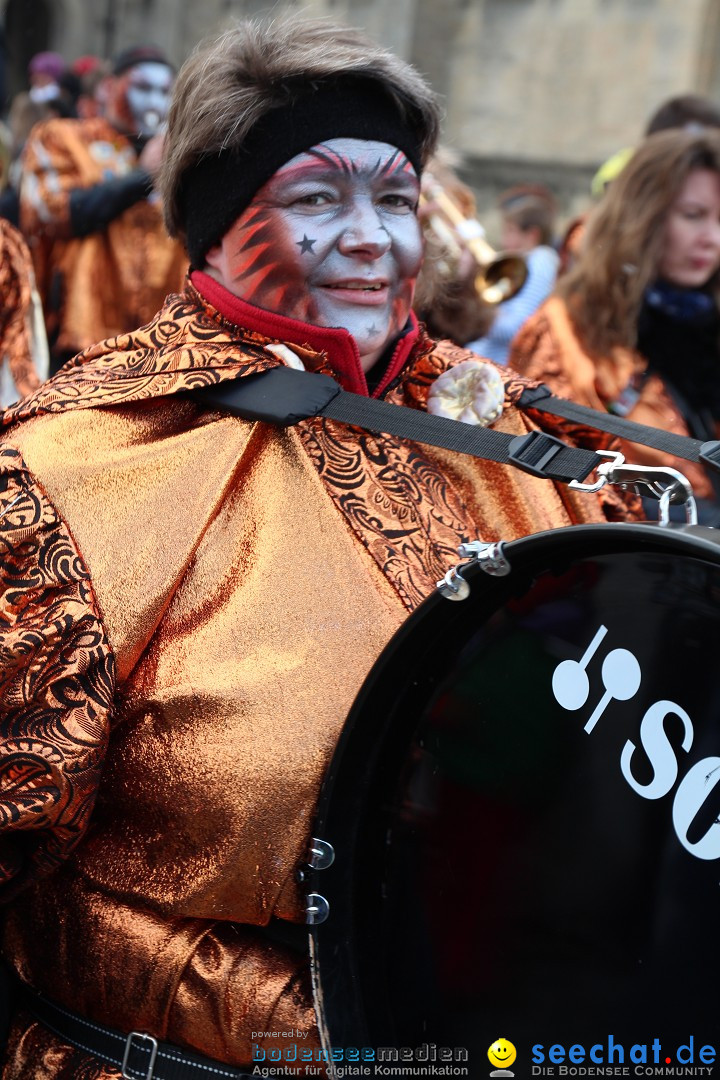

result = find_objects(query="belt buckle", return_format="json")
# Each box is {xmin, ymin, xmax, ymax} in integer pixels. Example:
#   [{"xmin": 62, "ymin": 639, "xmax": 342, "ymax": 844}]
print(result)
[{"xmin": 122, "ymin": 1031, "xmax": 159, "ymax": 1080}]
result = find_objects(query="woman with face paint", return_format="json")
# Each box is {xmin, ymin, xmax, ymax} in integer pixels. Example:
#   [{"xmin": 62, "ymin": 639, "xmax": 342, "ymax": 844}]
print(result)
[
  {"xmin": 0, "ymin": 18, "xmax": 635, "ymax": 1080},
  {"xmin": 18, "ymin": 44, "xmax": 187, "ymax": 375}
]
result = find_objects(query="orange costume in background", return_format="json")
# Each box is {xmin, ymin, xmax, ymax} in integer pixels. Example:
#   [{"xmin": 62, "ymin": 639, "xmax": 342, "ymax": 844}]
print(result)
[
  {"xmin": 0, "ymin": 275, "xmax": 627, "ymax": 1078},
  {"xmin": 0, "ymin": 219, "xmax": 48, "ymax": 406},
  {"xmin": 19, "ymin": 116, "xmax": 187, "ymax": 360},
  {"xmin": 508, "ymin": 295, "xmax": 716, "ymax": 500}
]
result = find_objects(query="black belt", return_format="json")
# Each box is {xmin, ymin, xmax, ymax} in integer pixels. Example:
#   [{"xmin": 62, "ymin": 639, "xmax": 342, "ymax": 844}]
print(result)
[{"xmin": 22, "ymin": 985, "xmax": 280, "ymax": 1080}]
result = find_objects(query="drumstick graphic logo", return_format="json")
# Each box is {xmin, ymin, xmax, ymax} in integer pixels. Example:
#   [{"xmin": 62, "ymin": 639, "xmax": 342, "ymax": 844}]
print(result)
[
  {"xmin": 550, "ymin": 624, "xmax": 720, "ymax": 863},
  {"xmin": 552, "ymin": 624, "xmax": 642, "ymax": 731}
]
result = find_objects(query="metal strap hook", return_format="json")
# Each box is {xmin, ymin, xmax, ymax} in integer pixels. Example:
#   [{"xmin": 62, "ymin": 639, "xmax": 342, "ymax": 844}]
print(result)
[{"xmin": 570, "ymin": 453, "xmax": 698, "ymax": 526}]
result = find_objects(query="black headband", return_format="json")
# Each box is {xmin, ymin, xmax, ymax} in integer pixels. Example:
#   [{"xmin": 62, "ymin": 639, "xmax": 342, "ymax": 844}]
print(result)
[{"xmin": 180, "ymin": 77, "xmax": 425, "ymax": 267}]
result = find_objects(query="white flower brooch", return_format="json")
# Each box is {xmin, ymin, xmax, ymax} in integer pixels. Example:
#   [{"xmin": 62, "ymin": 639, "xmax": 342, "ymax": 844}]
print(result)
[{"xmin": 427, "ymin": 359, "xmax": 505, "ymax": 426}]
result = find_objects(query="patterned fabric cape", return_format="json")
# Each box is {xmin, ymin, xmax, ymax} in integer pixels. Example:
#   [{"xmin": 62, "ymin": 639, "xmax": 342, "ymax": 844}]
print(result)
[{"xmin": 0, "ymin": 283, "xmax": 635, "ymax": 1078}]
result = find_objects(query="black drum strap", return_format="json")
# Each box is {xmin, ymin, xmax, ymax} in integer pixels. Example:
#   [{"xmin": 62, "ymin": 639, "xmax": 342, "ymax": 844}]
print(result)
[
  {"xmin": 518, "ymin": 384, "xmax": 720, "ymax": 473},
  {"xmin": 190, "ymin": 367, "xmax": 720, "ymax": 486},
  {"xmin": 191, "ymin": 368, "xmax": 600, "ymax": 485},
  {"xmin": 321, "ymin": 383, "xmax": 601, "ymax": 482}
]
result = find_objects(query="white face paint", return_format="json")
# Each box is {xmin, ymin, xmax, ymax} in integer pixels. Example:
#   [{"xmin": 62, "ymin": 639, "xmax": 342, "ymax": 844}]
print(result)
[
  {"xmin": 125, "ymin": 62, "xmax": 174, "ymax": 136},
  {"xmin": 205, "ymin": 139, "xmax": 423, "ymax": 372}
]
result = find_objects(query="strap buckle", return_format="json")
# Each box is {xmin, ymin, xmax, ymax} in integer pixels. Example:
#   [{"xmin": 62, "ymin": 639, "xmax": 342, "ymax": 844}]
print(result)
[
  {"xmin": 122, "ymin": 1031, "xmax": 159, "ymax": 1080},
  {"xmin": 507, "ymin": 430, "xmax": 576, "ymax": 479}
]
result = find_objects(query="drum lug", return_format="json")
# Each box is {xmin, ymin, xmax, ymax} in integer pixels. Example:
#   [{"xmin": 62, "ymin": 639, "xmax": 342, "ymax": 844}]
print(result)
[
  {"xmin": 306, "ymin": 837, "xmax": 335, "ymax": 870},
  {"xmin": 303, "ymin": 842, "xmax": 333, "ymax": 923},
  {"xmin": 459, "ymin": 540, "xmax": 512, "ymax": 577},
  {"xmin": 436, "ymin": 564, "xmax": 471, "ymax": 601},
  {"xmin": 305, "ymin": 893, "xmax": 330, "ymax": 925},
  {"xmin": 437, "ymin": 540, "xmax": 511, "ymax": 600},
  {"xmin": 297, "ymin": 838, "xmax": 335, "ymax": 886}
]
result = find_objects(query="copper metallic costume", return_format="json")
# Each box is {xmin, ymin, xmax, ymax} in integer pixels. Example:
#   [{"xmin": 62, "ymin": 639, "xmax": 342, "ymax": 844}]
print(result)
[
  {"xmin": 0, "ymin": 219, "xmax": 48, "ymax": 406},
  {"xmin": 19, "ymin": 116, "xmax": 187, "ymax": 360},
  {"xmin": 508, "ymin": 295, "xmax": 716, "ymax": 500},
  {"xmin": 0, "ymin": 273, "xmax": 631, "ymax": 1078}
]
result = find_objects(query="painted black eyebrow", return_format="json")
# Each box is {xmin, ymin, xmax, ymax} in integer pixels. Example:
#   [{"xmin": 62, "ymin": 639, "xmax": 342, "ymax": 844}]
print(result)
[
  {"xmin": 304, "ymin": 144, "xmax": 416, "ymax": 183},
  {"xmin": 306, "ymin": 145, "xmax": 353, "ymax": 178},
  {"xmin": 378, "ymin": 149, "xmax": 407, "ymax": 178}
]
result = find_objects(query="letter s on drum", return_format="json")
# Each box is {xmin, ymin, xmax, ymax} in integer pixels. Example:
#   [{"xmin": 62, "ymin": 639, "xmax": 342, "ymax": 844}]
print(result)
[
  {"xmin": 673, "ymin": 756, "xmax": 720, "ymax": 860},
  {"xmin": 620, "ymin": 699, "xmax": 694, "ymax": 800},
  {"xmin": 620, "ymin": 704, "xmax": 720, "ymax": 860}
]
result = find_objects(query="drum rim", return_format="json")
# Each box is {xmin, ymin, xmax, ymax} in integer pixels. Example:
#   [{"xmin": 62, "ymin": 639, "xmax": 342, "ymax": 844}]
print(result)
[
  {"xmin": 321, "ymin": 521, "xmax": 720, "ymax": 814},
  {"xmin": 309, "ymin": 521, "xmax": 720, "ymax": 1050}
]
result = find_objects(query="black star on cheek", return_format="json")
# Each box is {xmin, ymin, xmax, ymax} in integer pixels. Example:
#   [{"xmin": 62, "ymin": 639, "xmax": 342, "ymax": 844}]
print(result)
[
  {"xmin": 296, "ymin": 234, "xmax": 316, "ymax": 253},
  {"xmin": 367, "ymin": 323, "xmax": 380, "ymax": 336}
]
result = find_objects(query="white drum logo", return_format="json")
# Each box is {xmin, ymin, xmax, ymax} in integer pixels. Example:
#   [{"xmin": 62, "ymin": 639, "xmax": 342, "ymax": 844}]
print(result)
[{"xmin": 552, "ymin": 625, "xmax": 720, "ymax": 862}]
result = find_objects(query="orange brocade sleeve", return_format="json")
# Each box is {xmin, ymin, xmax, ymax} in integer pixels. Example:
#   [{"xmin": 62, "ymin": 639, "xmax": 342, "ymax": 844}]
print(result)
[{"xmin": 0, "ymin": 444, "xmax": 115, "ymax": 902}]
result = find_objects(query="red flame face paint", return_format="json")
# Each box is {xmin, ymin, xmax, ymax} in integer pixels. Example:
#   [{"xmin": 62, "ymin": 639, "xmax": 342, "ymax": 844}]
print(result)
[{"xmin": 204, "ymin": 138, "xmax": 423, "ymax": 371}]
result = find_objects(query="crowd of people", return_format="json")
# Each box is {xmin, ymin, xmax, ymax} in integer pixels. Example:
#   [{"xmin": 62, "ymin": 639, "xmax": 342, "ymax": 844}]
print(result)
[
  {"xmin": 2, "ymin": 42, "xmax": 720, "ymax": 493},
  {"xmin": 0, "ymin": 14, "xmax": 719, "ymax": 1080},
  {"xmin": 0, "ymin": 43, "xmax": 185, "ymax": 398}
]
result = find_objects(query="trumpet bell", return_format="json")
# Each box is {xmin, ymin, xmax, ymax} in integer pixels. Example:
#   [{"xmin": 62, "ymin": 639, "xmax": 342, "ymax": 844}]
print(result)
[
  {"xmin": 420, "ymin": 182, "xmax": 528, "ymax": 305},
  {"xmin": 476, "ymin": 253, "xmax": 528, "ymax": 304}
]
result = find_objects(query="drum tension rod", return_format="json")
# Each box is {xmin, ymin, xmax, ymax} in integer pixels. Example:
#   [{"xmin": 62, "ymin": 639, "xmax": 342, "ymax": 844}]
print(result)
[{"xmin": 569, "ymin": 451, "xmax": 699, "ymax": 526}]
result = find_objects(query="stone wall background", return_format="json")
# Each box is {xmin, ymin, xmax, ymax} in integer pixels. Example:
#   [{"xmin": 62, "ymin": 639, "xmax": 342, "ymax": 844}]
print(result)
[{"xmin": 5, "ymin": 0, "xmax": 720, "ymax": 241}]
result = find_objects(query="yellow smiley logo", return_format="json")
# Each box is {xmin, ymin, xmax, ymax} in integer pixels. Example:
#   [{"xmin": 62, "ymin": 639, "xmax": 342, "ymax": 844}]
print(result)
[{"xmin": 488, "ymin": 1038, "xmax": 517, "ymax": 1070}]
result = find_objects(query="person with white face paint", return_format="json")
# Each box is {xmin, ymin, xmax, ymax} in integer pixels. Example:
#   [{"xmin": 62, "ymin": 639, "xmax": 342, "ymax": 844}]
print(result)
[
  {"xmin": 18, "ymin": 45, "xmax": 187, "ymax": 374},
  {"xmin": 121, "ymin": 60, "xmax": 174, "ymax": 138},
  {"xmin": 0, "ymin": 18, "xmax": 634, "ymax": 1080},
  {"xmin": 203, "ymin": 137, "xmax": 424, "ymax": 377}
]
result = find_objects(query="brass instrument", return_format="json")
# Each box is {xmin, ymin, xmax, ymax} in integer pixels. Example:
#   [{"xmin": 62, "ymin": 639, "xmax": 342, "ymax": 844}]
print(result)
[{"xmin": 421, "ymin": 181, "xmax": 528, "ymax": 304}]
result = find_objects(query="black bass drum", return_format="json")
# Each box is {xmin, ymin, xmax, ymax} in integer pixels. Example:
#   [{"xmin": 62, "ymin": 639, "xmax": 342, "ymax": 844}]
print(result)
[{"xmin": 309, "ymin": 523, "xmax": 720, "ymax": 1065}]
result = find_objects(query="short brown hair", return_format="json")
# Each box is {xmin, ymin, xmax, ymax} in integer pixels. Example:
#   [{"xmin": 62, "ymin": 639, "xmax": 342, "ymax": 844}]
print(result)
[
  {"xmin": 645, "ymin": 94, "xmax": 720, "ymax": 136},
  {"xmin": 498, "ymin": 184, "xmax": 556, "ymax": 246},
  {"xmin": 160, "ymin": 16, "xmax": 442, "ymax": 246}
]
